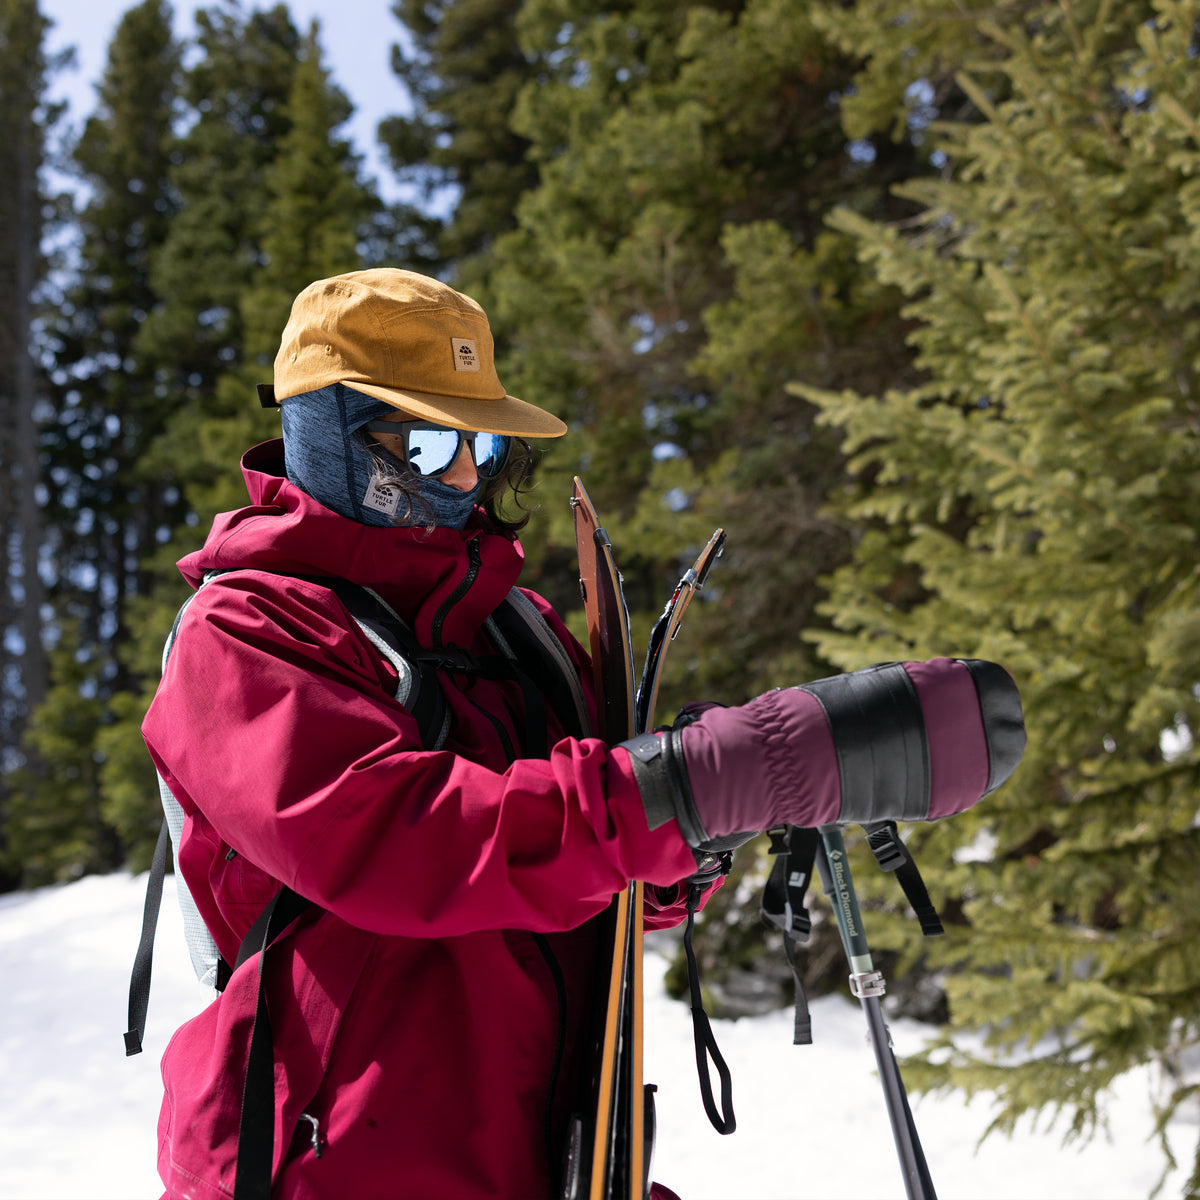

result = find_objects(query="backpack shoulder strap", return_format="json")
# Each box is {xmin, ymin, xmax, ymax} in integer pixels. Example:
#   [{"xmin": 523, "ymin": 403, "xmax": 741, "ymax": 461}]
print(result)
[
  {"xmin": 486, "ymin": 587, "xmax": 592, "ymax": 741},
  {"xmin": 311, "ymin": 576, "xmax": 449, "ymax": 750},
  {"xmin": 183, "ymin": 570, "xmax": 448, "ymax": 745}
]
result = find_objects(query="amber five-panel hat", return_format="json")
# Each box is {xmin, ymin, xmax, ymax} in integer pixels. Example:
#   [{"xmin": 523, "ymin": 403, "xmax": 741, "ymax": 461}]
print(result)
[{"xmin": 258, "ymin": 269, "xmax": 567, "ymax": 438}]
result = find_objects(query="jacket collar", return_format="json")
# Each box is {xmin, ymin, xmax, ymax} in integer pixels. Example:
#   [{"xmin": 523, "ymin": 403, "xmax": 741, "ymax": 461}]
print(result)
[{"xmin": 177, "ymin": 440, "xmax": 525, "ymax": 648}]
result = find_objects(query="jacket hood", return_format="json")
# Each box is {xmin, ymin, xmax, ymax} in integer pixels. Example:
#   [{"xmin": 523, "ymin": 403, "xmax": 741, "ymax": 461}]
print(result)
[{"xmin": 177, "ymin": 439, "xmax": 525, "ymax": 648}]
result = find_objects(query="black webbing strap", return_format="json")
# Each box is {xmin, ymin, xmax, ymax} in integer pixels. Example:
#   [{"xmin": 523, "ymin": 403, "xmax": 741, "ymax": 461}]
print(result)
[
  {"xmin": 321, "ymin": 577, "xmax": 565, "ymax": 759},
  {"xmin": 512, "ymin": 669, "xmax": 550, "ymax": 759},
  {"xmin": 316, "ymin": 577, "xmax": 447, "ymax": 748},
  {"xmin": 124, "ymin": 820, "xmax": 172, "ymax": 1056},
  {"xmin": 760, "ymin": 825, "xmax": 819, "ymax": 1045},
  {"xmin": 760, "ymin": 823, "xmax": 943, "ymax": 1055},
  {"xmin": 488, "ymin": 598, "xmax": 589, "ymax": 742},
  {"xmin": 232, "ymin": 885, "xmax": 313, "ymax": 1200},
  {"xmin": 125, "ymin": 582, "xmax": 213, "ymax": 1056},
  {"xmin": 760, "ymin": 823, "xmax": 942, "ymax": 1047},
  {"xmin": 683, "ymin": 879, "xmax": 736, "ymax": 1135},
  {"xmin": 864, "ymin": 821, "xmax": 944, "ymax": 937}
]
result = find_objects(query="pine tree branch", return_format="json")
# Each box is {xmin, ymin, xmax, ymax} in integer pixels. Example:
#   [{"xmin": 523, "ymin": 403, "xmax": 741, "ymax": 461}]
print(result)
[{"xmin": 969, "ymin": 436, "xmax": 1142, "ymax": 540}]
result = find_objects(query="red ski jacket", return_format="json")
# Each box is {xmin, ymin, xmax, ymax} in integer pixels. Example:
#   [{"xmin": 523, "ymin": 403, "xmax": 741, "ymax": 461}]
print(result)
[{"xmin": 141, "ymin": 441, "xmax": 706, "ymax": 1200}]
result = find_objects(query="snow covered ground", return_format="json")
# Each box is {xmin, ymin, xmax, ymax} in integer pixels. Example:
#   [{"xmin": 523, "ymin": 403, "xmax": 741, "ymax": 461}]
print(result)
[{"xmin": 0, "ymin": 872, "xmax": 1190, "ymax": 1199}]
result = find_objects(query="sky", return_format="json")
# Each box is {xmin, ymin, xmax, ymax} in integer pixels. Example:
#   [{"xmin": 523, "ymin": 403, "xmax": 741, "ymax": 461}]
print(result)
[
  {"xmin": 40, "ymin": 0, "xmax": 411, "ymax": 199},
  {"xmin": 0, "ymin": 870, "xmax": 1190, "ymax": 1199}
]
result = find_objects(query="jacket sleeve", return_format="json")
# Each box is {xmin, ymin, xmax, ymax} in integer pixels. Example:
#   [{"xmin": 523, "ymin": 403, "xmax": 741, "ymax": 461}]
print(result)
[{"xmin": 142, "ymin": 573, "xmax": 700, "ymax": 940}]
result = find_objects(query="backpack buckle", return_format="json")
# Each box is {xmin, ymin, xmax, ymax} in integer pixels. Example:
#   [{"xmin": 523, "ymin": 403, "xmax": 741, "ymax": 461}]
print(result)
[{"xmin": 418, "ymin": 647, "xmax": 480, "ymax": 673}]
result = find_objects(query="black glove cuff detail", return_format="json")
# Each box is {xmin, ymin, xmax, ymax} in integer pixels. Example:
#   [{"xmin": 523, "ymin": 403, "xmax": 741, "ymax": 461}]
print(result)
[
  {"xmin": 620, "ymin": 729, "xmax": 711, "ymax": 848},
  {"xmin": 695, "ymin": 830, "xmax": 758, "ymax": 854},
  {"xmin": 621, "ymin": 733, "xmax": 676, "ymax": 830}
]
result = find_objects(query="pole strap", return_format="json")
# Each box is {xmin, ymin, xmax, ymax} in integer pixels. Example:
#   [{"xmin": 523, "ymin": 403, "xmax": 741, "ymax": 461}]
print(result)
[
  {"xmin": 864, "ymin": 821, "xmax": 944, "ymax": 937},
  {"xmin": 760, "ymin": 825, "xmax": 819, "ymax": 1045},
  {"xmin": 682, "ymin": 880, "xmax": 736, "ymax": 1134}
]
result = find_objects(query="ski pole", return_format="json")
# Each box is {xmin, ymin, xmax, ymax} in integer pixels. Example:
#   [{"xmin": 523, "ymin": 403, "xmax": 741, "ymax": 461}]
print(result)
[{"xmin": 816, "ymin": 825, "xmax": 937, "ymax": 1200}]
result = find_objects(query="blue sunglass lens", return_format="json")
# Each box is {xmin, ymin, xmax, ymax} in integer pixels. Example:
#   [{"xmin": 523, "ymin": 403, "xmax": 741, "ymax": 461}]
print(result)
[
  {"xmin": 406, "ymin": 428, "xmax": 460, "ymax": 476},
  {"xmin": 366, "ymin": 421, "xmax": 511, "ymax": 478},
  {"xmin": 473, "ymin": 433, "xmax": 510, "ymax": 475}
]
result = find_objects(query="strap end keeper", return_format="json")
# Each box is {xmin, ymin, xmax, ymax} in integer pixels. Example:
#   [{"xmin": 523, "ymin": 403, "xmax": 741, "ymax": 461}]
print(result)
[{"xmin": 257, "ymin": 383, "xmax": 279, "ymax": 408}]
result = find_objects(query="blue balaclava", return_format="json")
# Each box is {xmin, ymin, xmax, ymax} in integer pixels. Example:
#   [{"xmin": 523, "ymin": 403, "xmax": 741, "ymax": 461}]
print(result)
[{"xmin": 280, "ymin": 383, "xmax": 482, "ymax": 529}]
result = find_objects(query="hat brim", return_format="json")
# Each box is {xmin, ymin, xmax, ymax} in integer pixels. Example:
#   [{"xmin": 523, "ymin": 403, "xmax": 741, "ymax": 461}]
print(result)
[{"xmin": 344, "ymin": 382, "xmax": 566, "ymax": 438}]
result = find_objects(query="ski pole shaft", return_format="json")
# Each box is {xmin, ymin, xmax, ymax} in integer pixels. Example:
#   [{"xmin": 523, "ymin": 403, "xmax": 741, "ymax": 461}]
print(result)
[{"xmin": 817, "ymin": 827, "xmax": 937, "ymax": 1200}]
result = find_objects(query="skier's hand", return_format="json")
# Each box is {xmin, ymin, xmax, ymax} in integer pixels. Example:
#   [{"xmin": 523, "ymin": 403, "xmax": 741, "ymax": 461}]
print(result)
[{"xmin": 619, "ymin": 659, "xmax": 1025, "ymax": 851}]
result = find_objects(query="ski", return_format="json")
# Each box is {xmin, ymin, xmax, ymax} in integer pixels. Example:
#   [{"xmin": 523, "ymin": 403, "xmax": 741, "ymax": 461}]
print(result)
[
  {"xmin": 567, "ymin": 477, "xmax": 723, "ymax": 1200},
  {"xmin": 635, "ymin": 527, "xmax": 726, "ymax": 736},
  {"xmin": 569, "ymin": 477, "xmax": 640, "ymax": 1200}
]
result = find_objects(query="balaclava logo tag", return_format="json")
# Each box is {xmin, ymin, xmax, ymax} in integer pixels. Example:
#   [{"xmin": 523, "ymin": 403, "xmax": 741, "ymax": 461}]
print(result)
[{"xmin": 362, "ymin": 473, "xmax": 401, "ymax": 517}]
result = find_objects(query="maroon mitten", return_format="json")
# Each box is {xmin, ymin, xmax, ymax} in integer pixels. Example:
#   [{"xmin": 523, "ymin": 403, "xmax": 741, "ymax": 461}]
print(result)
[{"xmin": 621, "ymin": 659, "xmax": 1024, "ymax": 849}]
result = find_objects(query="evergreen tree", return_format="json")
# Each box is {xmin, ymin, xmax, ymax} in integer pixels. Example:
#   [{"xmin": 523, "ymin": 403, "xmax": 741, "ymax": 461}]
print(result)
[
  {"xmin": 793, "ymin": 1, "xmax": 1200, "ymax": 1188},
  {"xmin": 4, "ymin": 623, "xmax": 117, "ymax": 883},
  {"xmin": 485, "ymin": 0, "xmax": 926, "ymax": 695},
  {"xmin": 807, "ymin": 0, "xmax": 1022, "ymax": 140},
  {"xmin": 97, "ymin": 11, "xmax": 388, "ymax": 868},
  {"xmin": 45, "ymin": 0, "xmax": 181, "ymax": 644},
  {"xmin": 470, "ymin": 0, "xmax": 935, "ymax": 1012},
  {"xmin": 0, "ymin": 0, "xmax": 61, "ymax": 887},
  {"xmin": 0, "ymin": 0, "xmax": 54, "ymax": 738},
  {"xmin": 3, "ymin": 0, "xmax": 181, "ymax": 887},
  {"xmin": 136, "ymin": 4, "xmax": 399, "ymax": 519},
  {"xmin": 188, "ymin": 17, "xmax": 379, "ymax": 520},
  {"xmin": 380, "ymin": 0, "xmax": 538, "ymax": 272},
  {"xmin": 134, "ymin": 1, "xmax": 304, "ymax": 410},
  {"xmin": 244, "ymin": 23, "xmax": 370, "ymax": 353}
]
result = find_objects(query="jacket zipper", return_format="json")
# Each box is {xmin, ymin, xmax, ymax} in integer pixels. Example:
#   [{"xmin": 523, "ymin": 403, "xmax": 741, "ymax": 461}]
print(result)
[
  {"xmin": 432, "ymin": 535, "xmax": 526, "ymax": 760},
  {"xmin": 431, "ymin": 537, "xmax": 481, "ymax": 650}
]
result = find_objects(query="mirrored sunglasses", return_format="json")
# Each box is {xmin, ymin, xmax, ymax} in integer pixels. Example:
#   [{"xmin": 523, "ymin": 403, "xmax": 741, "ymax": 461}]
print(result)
[{"xmin": 363, "ymin": 420, "xmax": 512, "ymax": 480}]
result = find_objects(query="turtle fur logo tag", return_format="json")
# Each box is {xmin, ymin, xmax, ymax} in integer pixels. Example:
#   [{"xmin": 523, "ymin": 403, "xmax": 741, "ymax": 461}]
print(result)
[
  {"xmin": 362, "ymin": 473, "xmax": 400, "ymax": 517},
  {"xmin": 451, "ymin": 337, "xmax": 480, "ymax": 372}
]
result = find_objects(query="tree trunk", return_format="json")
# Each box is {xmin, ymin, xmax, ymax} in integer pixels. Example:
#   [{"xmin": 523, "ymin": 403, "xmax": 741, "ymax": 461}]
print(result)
[{"xmin": 13, "ymin": 103, "xmax": 47, "ymax": 712}]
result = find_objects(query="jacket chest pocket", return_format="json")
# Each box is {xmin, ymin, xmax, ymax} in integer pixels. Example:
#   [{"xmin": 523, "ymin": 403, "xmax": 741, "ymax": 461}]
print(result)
[{"xmin": 212, "ymin": 842, "xmax": 282, "ymax": 920}]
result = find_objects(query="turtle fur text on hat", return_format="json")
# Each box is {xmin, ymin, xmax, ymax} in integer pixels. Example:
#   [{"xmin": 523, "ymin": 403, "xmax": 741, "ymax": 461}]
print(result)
[{"xmin": 266, "ymin": 270, "xmax": 566, "ymax": 438}]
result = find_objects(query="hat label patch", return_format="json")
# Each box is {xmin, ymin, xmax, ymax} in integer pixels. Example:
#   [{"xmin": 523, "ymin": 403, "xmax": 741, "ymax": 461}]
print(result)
[
  {"xmin": 362, "ymin": 473, "xmax": 400, "ymax": 517},
  {"xmin": 451, "ymin": 338, "xmax": 480, "ymax": 372}
]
